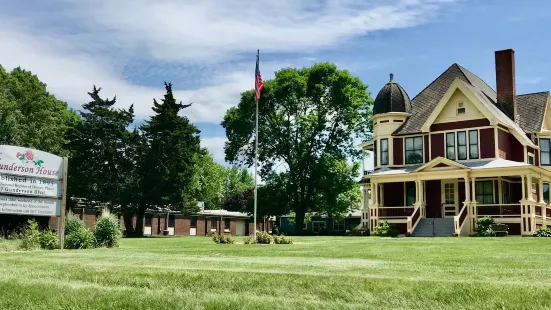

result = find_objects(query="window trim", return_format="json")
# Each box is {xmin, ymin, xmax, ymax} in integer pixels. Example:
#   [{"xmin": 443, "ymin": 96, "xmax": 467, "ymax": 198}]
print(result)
[
  {"xmin": 540, "ymin": 138, "xmax": 551, "ymax": 166},
  {"xmin": 312, "ymin": 221, "xmax": 326, "ymax": 233},
  {"xmin": 457, "ymin": 131, "xmax": 467, "ymax": 160},
  {"xmin": 404, "ymin": 136, "xmax": 424, "ymax": 164},
  {"xmin": 380, "ymin": 138, "xmax": 389, "ymax": 166}
]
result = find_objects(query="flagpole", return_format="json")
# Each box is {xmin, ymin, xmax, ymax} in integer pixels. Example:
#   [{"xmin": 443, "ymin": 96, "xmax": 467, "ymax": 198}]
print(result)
[{"xmin": 253, "ymin": 49, "xmax": 259, "ymax": 242}]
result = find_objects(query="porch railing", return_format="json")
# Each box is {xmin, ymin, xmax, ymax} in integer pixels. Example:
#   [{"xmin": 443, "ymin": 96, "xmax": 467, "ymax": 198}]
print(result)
[
  {"xmin": 476, "ymin": 204, "xmax": 521, "ymax": 217},
  {"xmin": 379, "ymin": 206, "xmax": 415, "ymax": 218},
  {"xmin": 406, "ymin": 205, "xmax": 421, "ymax": 234},
  {"xmin": 454, "ymin": 204, "xmax": 468, "ymax": 235},
  {"xmin": 546, "ymin": 207, "xmax": 551, "ymax": 218}
]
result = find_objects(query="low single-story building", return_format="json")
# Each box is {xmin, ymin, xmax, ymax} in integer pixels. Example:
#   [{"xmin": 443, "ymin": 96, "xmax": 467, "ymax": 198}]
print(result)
[{"xmin": 277, "ymin": 210, "xmax": 362, "ymax": 235}]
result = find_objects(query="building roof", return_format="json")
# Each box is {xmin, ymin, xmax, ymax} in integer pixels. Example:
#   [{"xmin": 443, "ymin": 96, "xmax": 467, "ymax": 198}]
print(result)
[
  {"xmin": 392, "ymin": 63, "xmax": 548, "ymax": 137},
  {"xmin": 373, "ymin": 73, "xmax": 411, "ymax": 115},
  {"xmin": 517, "ymin": 92, "xmax": 550, "ymax": 133}
]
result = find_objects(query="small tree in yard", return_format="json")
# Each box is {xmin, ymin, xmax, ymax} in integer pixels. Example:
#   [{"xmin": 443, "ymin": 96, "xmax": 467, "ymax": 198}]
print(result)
[{"xmin": 94, "ymin": 209, "xmax": 122, "ymax": 248}]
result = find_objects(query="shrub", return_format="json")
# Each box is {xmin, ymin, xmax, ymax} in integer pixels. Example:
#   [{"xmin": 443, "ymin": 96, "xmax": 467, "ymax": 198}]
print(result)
[
  {"xmin": 0, "ymin": 238, "xmax": 9, "ymax": 252},
  {"xmin": 475, "ymin": 217, "xmax": 495, "ymax": 237},
  {"xmin": 65, "ymin": 213, "xmax": 85, "ymax": 236},
  {"xmin": 65, "ymin": 228, "xmax": 96, "ymax": 249},
  {"xmin": 40, "ymin": 230, "xmax": 59, "ymax": 250},
  {"xmin": 273, "ymin": 235, "xmax": 293, "ymax": 244},
  {"xmin": 534, "ymin": 227, "xmax": 551, "ymax": 237},
  {"xmin": 373, "ymin": 221, "xmax": 399, "ymax": 237},
  {"xmin": 272, "ymin": 226, "xmax": 280, "ymax": 236},
  {"xmin": 212, "ymin": 234, "xmax": 234, "ymax": 244},
  {"xmin": 93, "ymin": 210, "xmax": 122, "ymax": 248},
  {"xmin": 256, "ymin": 231, "xmax": 273, "ymax": 244},
  {"xmin": 243, "ymin": 236, "xmax": 255, "ymax": 244},
  {"xmin": 19, "ymin": 219, "xmax": 41, "ymax": 251}
]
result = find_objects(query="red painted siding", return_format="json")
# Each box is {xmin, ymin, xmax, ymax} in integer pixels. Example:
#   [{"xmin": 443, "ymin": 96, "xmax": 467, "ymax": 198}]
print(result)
[
  {"xmin": 431, "ymin": 133, "xmax": 444, "ymax": 159},
  {"xmin": 424, "ymin": 136, "xmax": 429, "ymax": 163},
  {"xmin": 480, "ymin": 128, "xmax": 495, "ymax": 158},
  {"xmin": 383, "ymin": 183, "xmax": 404, "ymax": 206},
  {"xmin": 498, "ymin": 129, "xmax": 524, "ymax": 162},
  {"xmin": 393, "ymin": 137, "xmax": 403, "ymax": 166},
  {"xmin": 430, "ymin": 119, "xmax": 490, "ymax": 131}
]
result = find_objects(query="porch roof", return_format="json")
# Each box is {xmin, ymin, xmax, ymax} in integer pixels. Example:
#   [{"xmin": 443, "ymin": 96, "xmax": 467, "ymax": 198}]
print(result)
[{"xmin": 366, "ymin": 158, "xmax": 530, "ymax": 177}]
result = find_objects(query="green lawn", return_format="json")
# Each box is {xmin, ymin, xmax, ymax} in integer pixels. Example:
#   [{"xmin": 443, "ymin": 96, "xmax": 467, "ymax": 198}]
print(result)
[{"xmin": 1, "ymin": 236, "xmax": 550, "ymax": 309}]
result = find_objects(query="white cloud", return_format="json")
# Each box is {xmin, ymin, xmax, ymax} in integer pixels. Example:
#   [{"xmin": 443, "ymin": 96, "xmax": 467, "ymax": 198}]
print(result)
[{"xmin": 0, "ymin": 0, "xmax": 455, "ymax": 160}]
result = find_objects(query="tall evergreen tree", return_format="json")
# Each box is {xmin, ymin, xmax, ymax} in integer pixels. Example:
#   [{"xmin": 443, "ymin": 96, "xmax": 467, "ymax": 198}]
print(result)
[
  {"xmin": 134, "ymin": 82, "xmax": 201, "ymax": 235},
  {"xmin": 66, "ymin": 86, "xmax": 135, "ymax": 207}
]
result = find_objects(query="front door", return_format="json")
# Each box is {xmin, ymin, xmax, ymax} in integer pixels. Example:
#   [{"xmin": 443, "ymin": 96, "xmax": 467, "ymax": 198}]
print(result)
[{"xmin": 442, "ymin": 180, "xmax": 458, "ymax": 218}]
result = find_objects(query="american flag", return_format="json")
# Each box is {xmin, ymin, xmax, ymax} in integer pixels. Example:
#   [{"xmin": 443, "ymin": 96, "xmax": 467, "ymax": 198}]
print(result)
[{"xmin": 254, "ymin": 50, "xmax": 264, "ymax": 103}]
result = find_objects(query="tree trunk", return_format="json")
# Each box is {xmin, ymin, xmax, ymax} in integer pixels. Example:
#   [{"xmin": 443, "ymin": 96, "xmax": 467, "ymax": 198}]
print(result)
[
  {"xmin": 122, "ymin": 210, "xmax": 135, "ymax": 236},
  {"xmin": 294, "ymin": 205, "xmax": 306, "ymax": 235},
  {"xmin": 133, "ymin": 209, "xmax": 145, "ymax": 237}
]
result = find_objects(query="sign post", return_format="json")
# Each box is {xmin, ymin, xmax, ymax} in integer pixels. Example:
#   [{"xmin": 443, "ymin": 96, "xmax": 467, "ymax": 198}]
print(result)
[{"xmin": 0, "ymin": 145, "xmax": 67, "ymax": 249}]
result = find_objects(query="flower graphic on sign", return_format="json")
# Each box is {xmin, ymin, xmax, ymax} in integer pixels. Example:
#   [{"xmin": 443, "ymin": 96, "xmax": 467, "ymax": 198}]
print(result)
[{"xmin": 17, "ymin": 150, "xmax": 44, "ymax": 166}]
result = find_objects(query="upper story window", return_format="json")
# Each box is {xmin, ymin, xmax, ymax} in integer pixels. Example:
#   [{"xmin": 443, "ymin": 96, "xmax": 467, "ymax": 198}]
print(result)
[
  {"xmin": 457, "ymin": 102, "xmax": 465, "ymax": 115},
  {"xmin": 380, "ymin": 138, "xmax": 389, "ymax": 166},
  {"xmin": 444, "ymin": 130, "xmax": 479, "ymax": 161},
  {"xmin": 446, "ymin": 132, "xmax": 455, "ymax": 160},
  {"xmin": 405, "ymin": 136, "xmax": 423, "ymax": 164},
  {"xmin": 540, "ymin": 138, "xmax": 550, "ymax": 165},
  {"xmin": 528, "ymin": 153, "xmax": 534, "ymax": 165},
  {"xmin": 469, "ymin": 130, "xmax": 479, "ymax": 159}
]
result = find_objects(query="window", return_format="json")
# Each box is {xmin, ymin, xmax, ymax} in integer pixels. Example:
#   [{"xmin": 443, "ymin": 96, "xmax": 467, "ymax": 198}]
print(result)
[
  {"xmin": 544, "ymin": 183, "xmax": 550, "ymax": 204},
  {"xmin": 333, "ymin": 220, "xmax": 345, "ymax": 231},
  {"xmin": 210, "ymin": 218, "xmax": 217, "ymax": 229},
  {"xmin": 405, "ymin": 136, "xmax": 423, "ymax": 164},
  {"xmin": 457, "ymin": 107, "xmax": 466, "ymax": 115},
  {"xmin": 528, "ymin": 154, "xmax": 534, "ymax": 165},
  {"xmin": 444, "ymin": 183, "xmax": 455, "ymax": 204},
  {"xmin": 446, "ymin": 132, "xmax": 455, "ymax": 160},
  {"xmin": 190, "ymin": 216, "xmax": 197, "ymax": 228},
  {"xmin": 380, "ymin": 139, "xmax": 389, "ymax": 166},
  {"xmin": 469, "ymin": 130, "xmax": 479, "ymax": 159},
  {"xmin": 145, "ymin": 214, "xmax": 153, "ymax": 227},
  {"xmin": 457, "ymin": 131, "xmax": 467, "ymax": 160},
  {"xmin": 312, "ymin": 221, "xmax": 326, "ymax": 233},
  {"xmin": 540, "ymin": 139, "xmax": 550, "ymax": 165},
  {"xmin": 168, "ymin": 215, "xmax": 175, "ymax": 227},
  {"xmin": 405, "ymin": 181, "xmax": 416, "ymax": 206},
  {"xmin": 224, "ymin": 218, "xmax": 230, "ymax": 230},
  {"xmin": 475, "ymin": 181, "xmax": 493, "ymax": 204}
]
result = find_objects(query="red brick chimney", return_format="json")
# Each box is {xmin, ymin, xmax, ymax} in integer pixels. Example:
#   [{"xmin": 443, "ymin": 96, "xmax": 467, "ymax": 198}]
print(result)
[{"xmin": 495, "ymin": 49, "xmax": 517, "ymax": 121}]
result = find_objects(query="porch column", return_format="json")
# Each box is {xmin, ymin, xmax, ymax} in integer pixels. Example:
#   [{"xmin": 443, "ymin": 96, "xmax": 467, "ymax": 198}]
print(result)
[
  {"xmin": 539, "ymin": 178, "xmax": 545, "ymax": 204},
  {"xmin": 470, "ymin": 177, "xmax": 477, "ymax": 233},
  {"xmin": 369, "ymin": 182, "xmax": 379, "ymax": 234},
  {"xmin": 520, "ymin": 175, "xmax": 536, "ymax": 236},
  {"xmin": 361, "ymin": 186, "xmax": 370, "ymax": 230},
  {"xmin": 464, "ymin": 177, "xmax": 471, "ymax": 203},
  {"xmin": 526, "ymin": 175, "xmax": 534, "ymax": 201}
]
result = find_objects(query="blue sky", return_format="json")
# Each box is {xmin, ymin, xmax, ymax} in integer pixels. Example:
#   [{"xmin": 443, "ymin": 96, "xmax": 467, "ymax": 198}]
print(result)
[{"xmin": 1, "ymin": 0, "xmax": 550, "ymax": 170}]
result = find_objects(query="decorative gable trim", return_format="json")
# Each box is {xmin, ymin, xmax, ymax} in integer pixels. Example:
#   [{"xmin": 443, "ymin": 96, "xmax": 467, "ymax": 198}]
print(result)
[
  {"xmin": 414, "ymin": 156, "xmax": 468, "ymax": 173},
  {"xmin": 420, "ymin": 78, "xmax": 496, "ymax": 132}
]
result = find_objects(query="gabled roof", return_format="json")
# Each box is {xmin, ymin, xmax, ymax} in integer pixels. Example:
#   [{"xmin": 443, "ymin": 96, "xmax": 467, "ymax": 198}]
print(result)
[
  {"xmin": 414, "ymin": 157, "xmax": 468, "ymax": 172},
  {"xmin": 392, "ymin": 63, "xmax": 547, "ymax": 137},
  {"xmin": 517, "ymin": 92, "xmax": 550, "ymax": 133}
]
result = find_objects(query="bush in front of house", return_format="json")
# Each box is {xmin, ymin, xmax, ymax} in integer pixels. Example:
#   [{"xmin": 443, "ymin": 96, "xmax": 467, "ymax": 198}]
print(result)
[
  {"xmin": 475, "ymin": 217, "xmax": 495, "ymax": 237},
  {"xmin": 65, "ymin": 227, "xmax": 96, "ymax": 249},
  {"xmin": 273, "ymin": 235, "xmax": 293, "ymax": 244},
  {"xmin": 243, "ymin": 236, "xmax": 255, "ymax": 244},
  {"xmin": 212, "ymin": 234, "xmax": 235, "ymax": 244},
  {"xmin": 39, "ymin": 230, "xmax": 59, "ymax": 250},
  {"xmin": 255, "ymin": 231, "xmax": 273, "ymax": 244},
  {"xmin": 18, "ymin": 219, "xmax": 42, "ymax": 250},
  {"xmin": 534, "ymin": 227, "xmax": 551, "ymax": 237},
  {"xmin": 373, "ymin": 221, "xmax": 399, "ymax": 237},
  {"xmin": 65, "ymin": 213, "xmax": 85, "ymax": 236},
  {"xmin": 93, "ymin": 210, "xmax": 122, "ymax": 248}
]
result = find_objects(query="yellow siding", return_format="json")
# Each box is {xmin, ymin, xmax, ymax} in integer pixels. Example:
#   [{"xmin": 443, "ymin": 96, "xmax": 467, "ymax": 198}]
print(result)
[{"xmin": 433, "ymin": 89, "xmax": 486, "ymax": 125}]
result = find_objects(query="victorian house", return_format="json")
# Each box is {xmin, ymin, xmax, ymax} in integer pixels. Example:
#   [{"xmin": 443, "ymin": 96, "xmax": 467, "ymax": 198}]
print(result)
[{"xmin": 359, "ymin": 49, "xmax": 551, "ymax": 236}]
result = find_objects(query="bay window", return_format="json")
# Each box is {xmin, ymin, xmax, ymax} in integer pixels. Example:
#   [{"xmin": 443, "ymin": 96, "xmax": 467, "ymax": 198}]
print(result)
[{"xmin": 405, "ymin": 136, "xmax": 423, "ymax": 164}]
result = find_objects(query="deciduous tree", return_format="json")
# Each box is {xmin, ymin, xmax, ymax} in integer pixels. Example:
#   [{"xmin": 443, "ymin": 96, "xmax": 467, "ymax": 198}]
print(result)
[{"xmin": 222, "ymin": 63, "xmax": 371, "ymax": 234}]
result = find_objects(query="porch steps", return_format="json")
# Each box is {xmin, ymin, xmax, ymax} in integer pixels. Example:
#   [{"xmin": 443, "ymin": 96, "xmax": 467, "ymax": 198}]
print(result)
[{"xmin": 412, "ymin": 218, "xmax": 455, "ymax": 237}]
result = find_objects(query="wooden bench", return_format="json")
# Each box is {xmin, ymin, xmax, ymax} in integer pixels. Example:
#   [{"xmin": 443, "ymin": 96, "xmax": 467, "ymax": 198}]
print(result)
[{"xmin": 489, "ymin": 223, "xmax": 508, "ymax": 237}]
